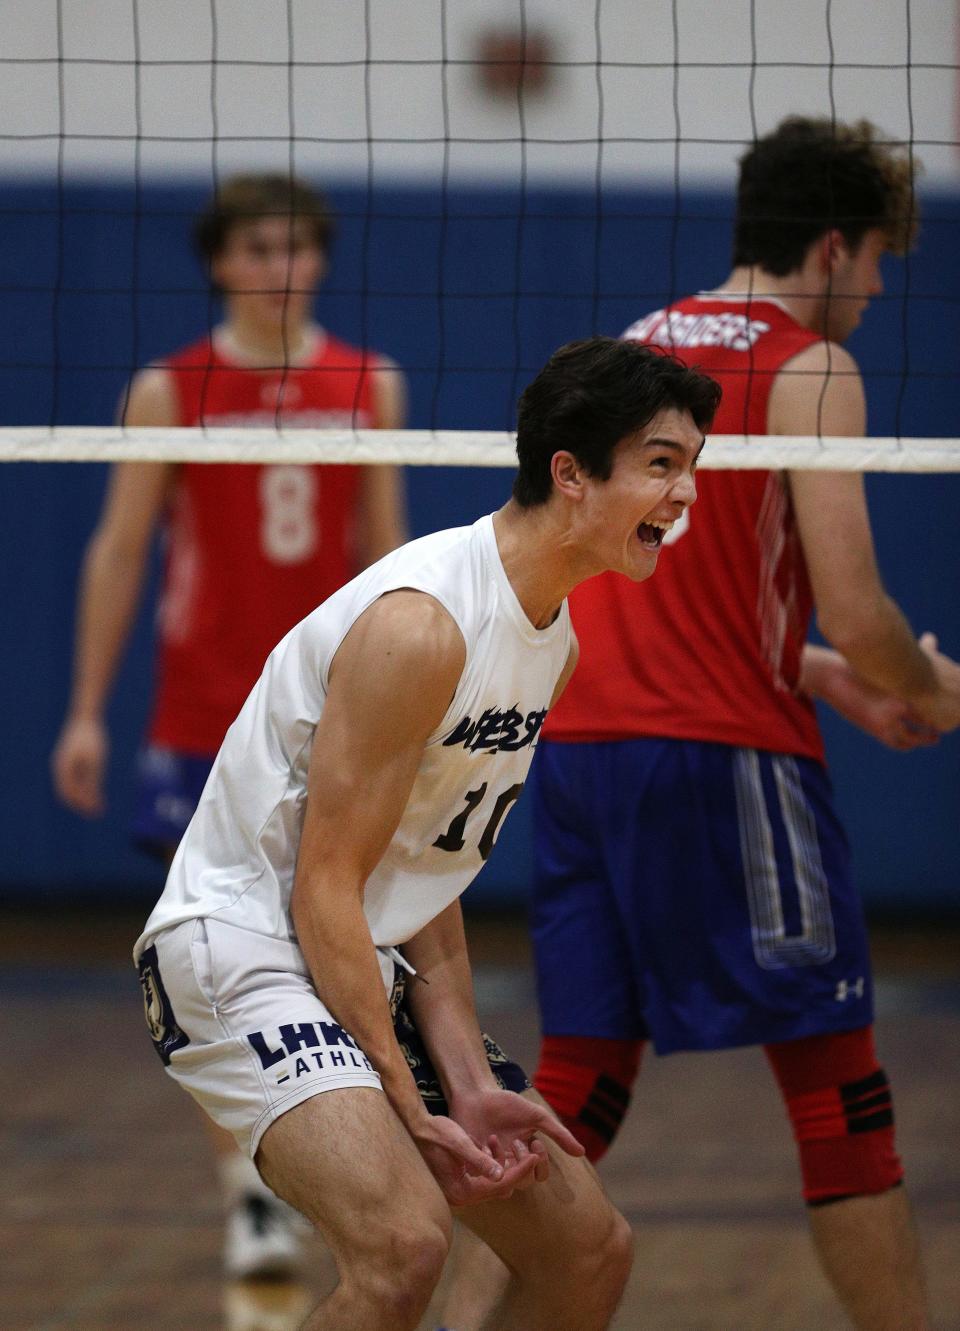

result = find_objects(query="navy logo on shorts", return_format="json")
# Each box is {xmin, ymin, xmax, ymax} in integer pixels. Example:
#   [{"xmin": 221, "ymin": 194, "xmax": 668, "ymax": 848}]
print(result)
[
  {"xmin": 246, "ymin": 1021, "xmax": 375, "ymax": 1085},
  {"xmin": 137, "ymin": 945, "xmax": 190, "ymax": 1065}
]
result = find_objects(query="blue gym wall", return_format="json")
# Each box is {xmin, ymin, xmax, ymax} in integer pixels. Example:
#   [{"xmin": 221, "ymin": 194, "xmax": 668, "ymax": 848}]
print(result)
[{"xmin": 1, "ymin": 180, "xmax": 958, "ymax": 912}]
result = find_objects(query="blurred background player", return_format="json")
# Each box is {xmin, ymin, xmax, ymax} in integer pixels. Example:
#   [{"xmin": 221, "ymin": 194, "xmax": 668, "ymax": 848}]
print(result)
[
  {"xmin": 441, "ymin": 117, "xmax": 960, "ymax": 1331},
  {"xmin": 50, "ymin": 172, "xmax": 408, "ymax": 1283}
]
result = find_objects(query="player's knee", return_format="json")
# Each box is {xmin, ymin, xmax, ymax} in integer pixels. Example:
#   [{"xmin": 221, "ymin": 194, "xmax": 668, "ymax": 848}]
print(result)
[
  {"xmin": 351, "ymin": 1214, "xmax": 450, "ymax": 1321},
  {"xmin": 390, "ymin": 1214, "xmax": 451, "ymax": 1285},
  {"xmin": 767, "ymin": 1027, "xmax": 904, "ymax": 1205},
  {"xmin": 547, "ymin": 1200, "xmax": 633, "ymax": 1291},
  {"xmin": 599, "ymin": 1207, "xmax": 635, "ymax": 1293},
  {"xmin": 533, "ymin": 1034, "xmax": 643, "ymax": 1162},
  {"xmin": 561, "ymin": 1205, "xmax": 634, "ymax": 1309}
]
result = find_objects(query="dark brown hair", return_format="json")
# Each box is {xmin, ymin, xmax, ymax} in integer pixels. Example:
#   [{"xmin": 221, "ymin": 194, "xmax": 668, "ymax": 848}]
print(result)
[
  {"xmin": 193, "ymin": 173, "xmax": 335, "ymax": 264},
  {"xmin": 514, "ymin": 337, "xmax": 720, "ymax": 508},
  {"xmin": 733, "ymin": 116, "xmax": 919, "ymax": 275}
]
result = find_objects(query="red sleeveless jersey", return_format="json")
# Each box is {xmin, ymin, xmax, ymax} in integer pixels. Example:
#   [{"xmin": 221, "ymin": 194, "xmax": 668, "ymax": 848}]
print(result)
[
  {"xmin": 545, "ymin": 295, "xmax": 827, "ymax": 760},
  {"xmin": 149, "ymin": 331, "xmax": 377, "ymax": 753}
]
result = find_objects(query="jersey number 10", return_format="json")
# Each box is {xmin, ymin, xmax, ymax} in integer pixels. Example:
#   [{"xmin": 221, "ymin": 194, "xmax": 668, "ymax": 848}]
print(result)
[{"xmin": 433, "ymin": 783, "xmax": 525, "ymax": 862}]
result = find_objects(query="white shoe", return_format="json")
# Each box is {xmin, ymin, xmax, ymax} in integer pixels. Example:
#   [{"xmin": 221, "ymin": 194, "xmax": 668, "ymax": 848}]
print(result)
[
  {"xmin": 223, "ymin": 1192, "xmax": 308, "ymax": 1280},
  {"xmin": 224, "ymin": 1279, "xmax": 313, "ymax": 1331}
]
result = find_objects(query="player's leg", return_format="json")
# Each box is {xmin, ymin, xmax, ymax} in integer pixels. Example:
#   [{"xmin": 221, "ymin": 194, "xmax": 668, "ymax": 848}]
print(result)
[
  {"xmin": 140, "ymin": 916, "xmax": 449, "ymax": 1328},
  {"xmin": 734, "ymin": 750, "xmax": 927, "ymax": 1326},
  {"xmin": 738, "ymin": 750, "xmax": 930, "ymax": 1328},
  {"xmin": 766, "ymin": 1026, "xmax": 929, "ymax": 1330},
  {"xmin": 439, "ymin": 739, "xmax": 645, "ymax": 1331},
  {"xmin": 529, "ymin": 739, "xmax": 648, "ymax": 1154},
  {"xmin": 256, "ymin": 1087, "xmax": 452, "ymax": 1331},
  {"xmin": 808, "ymin": 1190, "xmax": 927, "ymax": 1331},
  {"xmin": 454, "ymin": 1090, "xmax": 633, "ymax": 1331},
  {"xmin": 436, "ymin": 1225, "xmax": 507, "ymax": 1331}
]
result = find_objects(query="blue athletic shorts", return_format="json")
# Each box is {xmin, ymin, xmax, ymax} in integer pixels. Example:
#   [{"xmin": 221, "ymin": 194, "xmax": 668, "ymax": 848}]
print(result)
[
  {"xmin": 132, "ymin": 744, "xmax": 214, "ymax": 859},
  {"xmin": 530, "ymin": 737, "xmax": 873, "ymax": 1054}
]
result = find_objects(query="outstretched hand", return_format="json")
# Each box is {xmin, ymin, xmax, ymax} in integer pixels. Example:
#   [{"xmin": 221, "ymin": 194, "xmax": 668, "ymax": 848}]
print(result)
[
  {"xmin": 412, "ymin": 1110, "xmax": 541, "ymax": 1207},
  {"xmin": 911, "ymin": 630, "xmax": 960, "ymax": 734},
  {"xmin": 412, "ymin": 1086, "xmax": 585, "ymax": 1208},
  {"xmin": 448, "ymin": 1086, "xmax": 586, "ymax": 1193}
]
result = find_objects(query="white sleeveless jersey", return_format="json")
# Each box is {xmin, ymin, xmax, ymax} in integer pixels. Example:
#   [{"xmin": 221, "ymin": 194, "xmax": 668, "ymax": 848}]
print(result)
[{"xmin": 134, "ymin": 514, "xmax": 571, "ymax": 962}]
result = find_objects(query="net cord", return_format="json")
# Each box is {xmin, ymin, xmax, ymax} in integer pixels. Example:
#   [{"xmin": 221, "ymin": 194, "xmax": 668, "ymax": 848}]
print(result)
[{"xmin": 1, "ymin": 428, "xmax": 956, "ymax": 471}]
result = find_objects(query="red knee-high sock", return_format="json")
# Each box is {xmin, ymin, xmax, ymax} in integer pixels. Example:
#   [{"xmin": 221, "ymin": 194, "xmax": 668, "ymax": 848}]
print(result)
[
  {"xmin": 534, "ymin": 1034, "xmax": 644, "ymax": 1163},
  {"xmin": 766, "ymin": 1026, "xmax": 904, "ymax": 1204}
]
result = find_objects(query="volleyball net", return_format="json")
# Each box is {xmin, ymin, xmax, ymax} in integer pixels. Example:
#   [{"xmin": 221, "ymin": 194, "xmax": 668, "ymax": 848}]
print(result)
[
  {"xmin": 2, "ymin": 429, "xmax": 959, "ymax": 472},
  {"xmin": 1, "ymin": 0, "xmax": 958, "ymax": 472}
]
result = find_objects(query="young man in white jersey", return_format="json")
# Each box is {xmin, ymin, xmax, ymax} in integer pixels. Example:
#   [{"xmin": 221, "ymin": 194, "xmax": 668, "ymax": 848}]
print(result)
[{"xmin": 134, "ymin": 336, "xmax": 721, "ymax": 1330}]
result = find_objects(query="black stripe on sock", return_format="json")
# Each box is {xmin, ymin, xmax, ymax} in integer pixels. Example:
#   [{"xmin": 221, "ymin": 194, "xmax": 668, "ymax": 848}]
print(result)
[
  {"xmin": 578, "ymin": 1106, "xmax": 618, "ymax": 1143},
  {"xmin": 594, "ymin": 1074, "xmax": 630, "ymax": 1107},
  {"xmin": 840, "ymin": 1068, "xmax": 888, "ymax": 1102},
  {"xmin": 847, "ymin": 1108, "xmax": 895, "ymax": 1134},
  {"xmin": 581, "ymin": 1096, "xmax": 623, "ymax": 1133},
  {"xmin": 844, "ymin": 1091, "xmax": 892, "ymax": 1118}
]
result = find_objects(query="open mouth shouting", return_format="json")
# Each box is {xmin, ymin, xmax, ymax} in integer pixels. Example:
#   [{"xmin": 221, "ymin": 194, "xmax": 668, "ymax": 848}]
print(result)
[{"xmin": 636, "ymin": 518, "xmax": 674, "ymax": 549}]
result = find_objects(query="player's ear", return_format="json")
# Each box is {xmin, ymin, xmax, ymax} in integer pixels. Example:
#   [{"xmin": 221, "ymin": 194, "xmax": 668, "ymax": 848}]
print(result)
[
  {"xmin": 550, "ymin": 450, "xmax": 586, "ymax": 501},
  {"xmin": 822, "ymin": 228, "xmax": 849, "ymax": 274}
]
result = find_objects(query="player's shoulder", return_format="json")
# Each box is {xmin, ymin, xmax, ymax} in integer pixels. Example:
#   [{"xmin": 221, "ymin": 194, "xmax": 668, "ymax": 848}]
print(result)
[
  {"xmin": 356, "ymin": 583, "xmax": 466, "ymax": 660},
  {"xmin": 123, "ymin": 364, "xmax": 181, "ymax": 427},
  {"xmin": 768, "ymin": 338, "xmax": 865, "ymax": 435},
  {"xmin": 777, "ymin": 338, "xmax": 859, "ymax": 377},
  {"xmin": 124, "ymin": 335, "xmax": 216, "ymax": 425}
]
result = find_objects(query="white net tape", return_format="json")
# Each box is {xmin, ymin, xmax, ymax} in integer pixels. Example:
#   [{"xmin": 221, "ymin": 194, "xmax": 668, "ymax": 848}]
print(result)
[{"xmin": 1, "ymin": 428, "xmax": 958, "ymax": 472}]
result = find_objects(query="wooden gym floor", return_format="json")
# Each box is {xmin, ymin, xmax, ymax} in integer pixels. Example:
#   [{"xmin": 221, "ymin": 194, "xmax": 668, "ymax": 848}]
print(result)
[{"xmin": 1, "ymin": 904, "xmax": 958, "ymax": 1331}]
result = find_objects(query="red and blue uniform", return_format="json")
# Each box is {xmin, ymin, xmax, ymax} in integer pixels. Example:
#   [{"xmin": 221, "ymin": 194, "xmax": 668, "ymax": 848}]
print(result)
[
  {"xmin": 529, "ymin": 296, "xmax": 901, "ymax": 1201},
  {"xmin": 134, "ymin": 330, "xmax": 379, "ymax": 851},
  {"xmin": 535, "ymin": 294, "xmax": 871, "ymax": 1050}
]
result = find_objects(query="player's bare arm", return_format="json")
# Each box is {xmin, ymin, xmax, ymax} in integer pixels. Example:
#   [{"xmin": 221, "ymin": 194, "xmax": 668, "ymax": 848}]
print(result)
[
  {"xmin": 51, "ymin": 367, "xmax": 179, "ymax": 814},
  {"xmin": 775, "ymin": 341, "xmax": 960, "ymax": 729},
  {"xmin": 358, "ymin": 357, "xmax": 409, "ymax": 565},
  {"xmin": 402, "ymin": 898, "xmax": 585, "ymax": 1187},
  {"xmin": 291, "ymin": 591, "xmax": 544, "ymax": 1205}
]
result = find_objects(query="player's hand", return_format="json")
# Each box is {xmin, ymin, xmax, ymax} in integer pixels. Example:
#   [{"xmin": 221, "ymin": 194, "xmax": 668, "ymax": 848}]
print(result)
[
  {"xmin": 861, "ymin": 699, "xmax": 939, "ymax": 751},
  {"xmin": 807, "ymin": 644, "xmax": 940, "ymax": 749},
  {"xmin": 448, "ymin": 1087, "xmax": 586, "ymax": 1191},
  {"xmin": 411, "ymin": 1110, "xmax": 540, "ymax": 1207},
  {"xmin": 846, "ymin": 685, "xmax": 940, "ymax": 751},
  {"xmin": 51, "ymin": 716, "xmax": 109, "ymax": 815},
  {"xmin": 913, "ymin": 631, "xmax": 960, "ymax": 733}
]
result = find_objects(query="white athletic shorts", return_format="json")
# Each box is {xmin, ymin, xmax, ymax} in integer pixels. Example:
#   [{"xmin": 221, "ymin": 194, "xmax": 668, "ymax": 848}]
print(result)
[{"xmin": 138, "ymin": 917, "xmax": 384, "ymax": 1158}]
